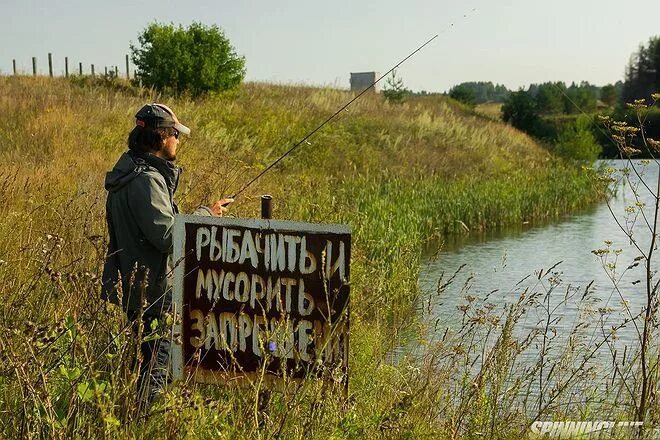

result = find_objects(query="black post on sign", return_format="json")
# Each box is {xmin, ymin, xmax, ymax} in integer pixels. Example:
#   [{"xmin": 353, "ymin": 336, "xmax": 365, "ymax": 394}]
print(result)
[
  {"xmin": 48, "ymin": 53, "xmax": 53, "ymax": 77},
  {"xmin": 12, "ymin": 59, "xmax": 16, "ymax": 76},
  {"xmin": 261, "ymin": 195, "xmax": 273, "ymax": 219},
  {"xmin": 91, "ymin": 64, "xmax": 95, "ymax": 77},
  {"xmin": 79, "ymin": 62, "xmax": 83, "ymax": 75},
  {"xmin": 65, "ymin": 57, "xmax": 69, "ymax": 78},
  {"xmin": 32, "ymin": 57, "xmax": 37, "ymax": 76}
]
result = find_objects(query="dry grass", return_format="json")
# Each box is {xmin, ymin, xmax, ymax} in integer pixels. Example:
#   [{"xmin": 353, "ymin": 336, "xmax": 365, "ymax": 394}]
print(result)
[{"xmin": 474, "ymin": 102, "xmax": 504, "ymax": 121}]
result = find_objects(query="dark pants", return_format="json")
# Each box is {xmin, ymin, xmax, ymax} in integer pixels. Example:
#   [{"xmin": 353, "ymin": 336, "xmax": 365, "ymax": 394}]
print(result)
[{"xmin": 130, "ymin": 314, "xmax": 171, "ymax": 405}]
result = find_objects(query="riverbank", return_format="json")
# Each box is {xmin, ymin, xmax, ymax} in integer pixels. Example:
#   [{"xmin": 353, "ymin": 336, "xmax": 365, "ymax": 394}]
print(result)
[{"xmin": 0, "ymin": 76, "xmax": 605, "ymax": 438}]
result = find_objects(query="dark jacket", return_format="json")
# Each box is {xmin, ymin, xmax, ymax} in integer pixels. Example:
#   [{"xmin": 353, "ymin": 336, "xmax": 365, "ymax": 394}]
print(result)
[{"xmin": 102, "ymin": 150, "xmax": 211, "ymax": 317}]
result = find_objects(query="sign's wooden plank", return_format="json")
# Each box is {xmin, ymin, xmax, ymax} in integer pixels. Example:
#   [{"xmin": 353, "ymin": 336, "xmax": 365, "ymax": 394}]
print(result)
[{"xmin": 172, "ymin": 216, "xmax": 351, "ymax": 390}]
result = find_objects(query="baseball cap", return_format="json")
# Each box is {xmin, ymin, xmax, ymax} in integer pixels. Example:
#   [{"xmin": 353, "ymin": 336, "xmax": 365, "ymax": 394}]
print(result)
[{"xmin": 135, "ymin": 103, "xmax": 191, "ymax": 136}]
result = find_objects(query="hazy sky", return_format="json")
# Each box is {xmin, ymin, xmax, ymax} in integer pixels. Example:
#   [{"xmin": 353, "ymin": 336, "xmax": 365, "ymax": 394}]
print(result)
[{"xmin": 1, "ymin": 0, "xmax": 659, "ymax": 92}]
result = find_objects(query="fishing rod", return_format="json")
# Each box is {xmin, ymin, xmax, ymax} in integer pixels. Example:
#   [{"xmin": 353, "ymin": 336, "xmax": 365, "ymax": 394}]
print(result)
[{"xmin": 228, "ymin": 33, "xmax": 440, "ymax": 200}]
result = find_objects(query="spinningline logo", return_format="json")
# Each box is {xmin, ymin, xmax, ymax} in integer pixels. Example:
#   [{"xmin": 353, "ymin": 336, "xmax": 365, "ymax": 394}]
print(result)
[{"xmin": 530, "ymin": 420, "xmax": 643, "ymax": 437}]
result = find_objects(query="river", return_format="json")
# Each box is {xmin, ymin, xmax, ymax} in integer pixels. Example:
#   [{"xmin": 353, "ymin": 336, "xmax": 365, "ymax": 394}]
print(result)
[{"xmin": 416, "ymin": 160, "xmax": 658, "ymax": 368}]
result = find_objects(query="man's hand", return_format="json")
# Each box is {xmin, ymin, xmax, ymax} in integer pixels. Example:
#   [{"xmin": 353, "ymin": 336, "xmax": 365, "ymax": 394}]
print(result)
[{"xmin": 207, "ymin": 197, "xmax": 234, "ymax": 216}]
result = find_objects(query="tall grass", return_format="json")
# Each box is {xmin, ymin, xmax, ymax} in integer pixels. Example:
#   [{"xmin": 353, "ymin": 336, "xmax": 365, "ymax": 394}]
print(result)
[{"xmin": 0, "ymin": 76, "xmax": 621, "ymax": 438}]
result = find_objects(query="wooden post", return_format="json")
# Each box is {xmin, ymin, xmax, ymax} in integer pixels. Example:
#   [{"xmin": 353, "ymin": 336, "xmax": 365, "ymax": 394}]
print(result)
[
  {"xmin": 261, "ymin": 195, "xmax": 273, "ymax": 219},
  {"xmin": 12, "ymin": 59, "xmax": 16, "ymax": 76},
  {"xmin": 104, "ymin": 66, "xmax": 107, "ymax": 76},
  {"xmin": 91, "ymin": 64, "xmax": 95, "ymax": 77},
  {"xmin": 114, "ymin": 66, "xmax": 118, "ymax": 77},
  {"xmin": 48, "ymin": 53, "xmax": 53, "ymax": 77},
  {"xmin": 65, "ymin": 57, "xmax": 69, "ymax": 78},
  {"xmin": 32, "ymin": 57, "xmax": 37, "ymax": 76},
  {"xmin": 125, "ymin": 54, "xmax": 130, "ymax": 79},
  {"xmin": 79, "ymin": 62, "xmax": 83, "ymax": 75}
]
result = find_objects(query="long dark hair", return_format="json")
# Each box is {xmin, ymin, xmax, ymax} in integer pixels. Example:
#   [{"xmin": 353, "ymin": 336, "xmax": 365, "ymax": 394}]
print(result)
[{"xmin": 128, "ymin": 126, "xmax": 176, "ymax": 153}]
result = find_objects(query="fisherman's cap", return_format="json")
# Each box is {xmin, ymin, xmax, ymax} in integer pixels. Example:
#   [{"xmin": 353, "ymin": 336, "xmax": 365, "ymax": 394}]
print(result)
[{"xmin": 135, "ymin": 103, "xmax": 191, "ymax": 135}]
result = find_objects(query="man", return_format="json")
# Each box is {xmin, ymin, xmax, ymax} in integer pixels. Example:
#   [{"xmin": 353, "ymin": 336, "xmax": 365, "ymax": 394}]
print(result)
[{"xmin": 102, "ymin": 103, "xmax": 232, "ymax": 402}]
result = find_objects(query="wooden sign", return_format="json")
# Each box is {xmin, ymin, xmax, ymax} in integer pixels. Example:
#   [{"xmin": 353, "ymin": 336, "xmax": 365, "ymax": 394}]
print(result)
[{"xmin": 172, "ymin": 216, "xmax": 350, "ymax": 389}]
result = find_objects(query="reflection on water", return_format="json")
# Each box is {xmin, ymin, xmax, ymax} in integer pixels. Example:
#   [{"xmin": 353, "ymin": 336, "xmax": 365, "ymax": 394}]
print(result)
[{"xmin": 417, "ymin": 160, "xmax": 658, "ymax": 361}]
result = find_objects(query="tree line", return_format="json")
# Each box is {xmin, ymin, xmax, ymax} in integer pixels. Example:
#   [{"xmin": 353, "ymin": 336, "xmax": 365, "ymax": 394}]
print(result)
[
  {"xmin": 494, "ymin": 36, "xmax": 659, "ymax": 160},
  {"xmin": 448, "ymin": 82, "xmax": 510, "ymax": 106},
  {"xmin": 449, "ymin": 80, "xmax": 623, "ymax": 112},
  {"xmin": 448, "ymin": 35, "xmax": 659, "ymax": 115},
  {"xmin": 623, "ymin": 36, "xmax": 660, "ymax": 103}
]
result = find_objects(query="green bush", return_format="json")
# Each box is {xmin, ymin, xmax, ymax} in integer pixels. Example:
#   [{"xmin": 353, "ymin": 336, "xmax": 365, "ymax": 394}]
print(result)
[
  {"xmin": 131, "ymin": 22, "xmax": 246, "ymax": 96},
  {"xmin": 553, "ymin": 114, "xmax": 601, "ymax": 161},
  {"xmin": 502, "ymin": 90, "xmax": 553, "ymax": 138},
  {"xmin": 382, "ymin": 70, "xmax": 410, "ymax": 103},
  {"xmin": 448, "ymin": 84, "xmax": 477, "ymax": 107}
]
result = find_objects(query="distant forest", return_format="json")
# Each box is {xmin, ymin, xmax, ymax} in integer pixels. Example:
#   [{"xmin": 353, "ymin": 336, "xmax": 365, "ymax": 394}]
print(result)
[
  {"xmin": 447, "ymin": 81, "xmax": 510, "ymax": 105},
  {"xmin": 623, "ymin": 35, "xmax": 660, "ymax": 103},
  {"xmin": 443, "ymin": 36, "xmax": 660, "ymax": 160},
  {"xmin": 447, "ymin": 80, "xmax": 624, "ymax": 112},
  {"xmin": 448, "ymin": 35, "xmax": 659, "ymax": 112}
]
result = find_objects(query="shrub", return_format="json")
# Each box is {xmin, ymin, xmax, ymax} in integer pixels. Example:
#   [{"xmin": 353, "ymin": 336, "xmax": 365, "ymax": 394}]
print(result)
[
  {"xmin": 502, "ymin": 90, "xmax": 553, "ymax": 138},
  {"xmin": 552, "ymin": 115, "xmax": 601, "ymax": 161},
  {"xmin": 448, "ymin": 84, "xmax": 477, "ymax": 107},
  {"xmin": 131, "ymin": 22, "xmax": 246, "ymax": 97},
  {"xmin": 382, "ymin": 70, "xmax": 410, "ymax": 103}
]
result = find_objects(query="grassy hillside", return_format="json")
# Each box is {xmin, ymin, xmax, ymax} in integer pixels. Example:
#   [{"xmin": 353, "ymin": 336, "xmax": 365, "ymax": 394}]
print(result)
[
  {"xmin": 474, "ymin": 102, "xmax": 504, "ymax": 120},
  {"xmin": 0, "ymin": 77, "xmax": 607, "ymax": 438}
]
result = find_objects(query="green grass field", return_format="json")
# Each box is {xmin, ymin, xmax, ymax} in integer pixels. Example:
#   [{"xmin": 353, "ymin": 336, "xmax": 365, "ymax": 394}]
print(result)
[{"xmin": 0, "ymin": 76, "xmax": 629, "ymax": 439}]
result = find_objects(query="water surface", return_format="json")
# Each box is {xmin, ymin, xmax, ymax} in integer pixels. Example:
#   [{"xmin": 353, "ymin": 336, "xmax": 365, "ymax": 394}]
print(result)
[{"xmin": 418, "ymin": 160, "xmax": 658, "ymax": 357}]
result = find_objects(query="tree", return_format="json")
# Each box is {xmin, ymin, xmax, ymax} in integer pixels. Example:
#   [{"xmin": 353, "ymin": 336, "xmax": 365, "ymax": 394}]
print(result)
[
  {"xmin": 622, "ymin": 36, "xmax": 660, "ymax": 103},
  {"xmin": 448, "ymin": 84, "xmax": 477, "ymax": 107},
  {"xmin": 561, "ymin": 82, "xmax": 597, "ymax": 114},
  {"xmin": 600, "ymin": 83, "xmax": 619, "ymax": 107},
  {"xmin": 131, "ymin": 22, "xmax": 246, "ymax": 96},
  {"xmin": 524, "ymin": 81, "xmax": 598, "ymax": 115},
  {"xmin": 534, "ymin": 82, "xmax": 565, "ymax": 114},
  {"xmin": 552, "ymin": 115, "xmax": 601, "ymax": 161},
  {"xmin": 493, "ymin": 84, "xmax": 510, "ymax": 102},
  {"xmin": 502, "ymin": 90, "xmax": 542, "ymax": 134},
  {"xmin": 382, "ymin": 70, "xmax": 409, "ymax": 103},
  {"xmin": 447, "ymin": 82, "xmax": 510, "ymax": 104}
]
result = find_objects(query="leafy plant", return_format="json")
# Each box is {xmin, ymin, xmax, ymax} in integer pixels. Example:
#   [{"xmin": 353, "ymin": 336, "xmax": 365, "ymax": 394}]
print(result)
[
  {"xmin": 623, "ymin": 36, "xmax": 660, "ymax": 103},
  {"xmin": 131, "ymin": 22, "xmax": 246, "ymax": 97},
  {"xmin": 502, "ymin": 90, "xmax": 548, "ymax": 137},
  {"xmin": 446, "ymin": 81, "xmax": 509, "ymax": 104},
  {"xmin": 382, "ymin": 70, "xmax": 409, "ymax": 103},
  {"xmin": 553, "ymin": 114, "xmax": 601, "ymax": 161},
  {"xmin": 448, "ymin": 84, "xmax": 477, "ymax": 107},
  {"xmin": 596, "ymin": 94, "xmax": 660, "ymax": 436}
]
